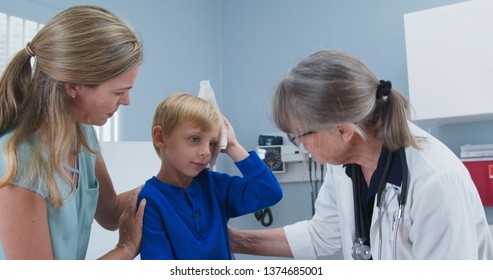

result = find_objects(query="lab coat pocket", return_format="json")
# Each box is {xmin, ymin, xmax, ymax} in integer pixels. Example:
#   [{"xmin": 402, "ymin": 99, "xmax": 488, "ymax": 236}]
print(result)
[{"xmin": 380, "ymin": 188, "xmax": 401, "ymax": 244}]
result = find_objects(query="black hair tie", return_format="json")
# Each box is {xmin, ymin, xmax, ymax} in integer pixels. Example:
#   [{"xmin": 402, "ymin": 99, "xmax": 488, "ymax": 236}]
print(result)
[{"xmin": 376, "ymin": 80, "xmax": 392, "ymax": 99}]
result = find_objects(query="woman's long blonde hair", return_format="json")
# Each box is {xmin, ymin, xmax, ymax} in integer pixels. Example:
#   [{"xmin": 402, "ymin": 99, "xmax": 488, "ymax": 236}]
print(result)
[{"xmin": 0, "ymin": 5, "xmax": 144, "ymax": 207}]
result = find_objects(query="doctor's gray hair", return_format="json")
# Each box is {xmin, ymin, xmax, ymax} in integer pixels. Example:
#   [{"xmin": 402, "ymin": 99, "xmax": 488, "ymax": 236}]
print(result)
[{"xmin": 272, "ymin": 49, "xmax": 420, "ymax": 151}]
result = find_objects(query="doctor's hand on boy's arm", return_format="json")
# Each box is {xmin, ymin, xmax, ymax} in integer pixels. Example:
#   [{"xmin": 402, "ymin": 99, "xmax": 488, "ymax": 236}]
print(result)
[{"xmin": 221, "ymin": 115, "xmax": 249, "ymax": 162}]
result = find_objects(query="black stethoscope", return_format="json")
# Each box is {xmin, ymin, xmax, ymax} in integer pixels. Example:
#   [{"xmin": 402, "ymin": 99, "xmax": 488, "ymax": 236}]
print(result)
[{"xmin": 351, "ymin": 148, "xmax": 409, "ymax": 260}]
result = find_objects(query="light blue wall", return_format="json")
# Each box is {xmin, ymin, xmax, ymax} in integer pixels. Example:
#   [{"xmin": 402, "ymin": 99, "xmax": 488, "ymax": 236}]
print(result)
[
  {"xmin": 220, "ymin": 0, "xmax": 477, "ymax": 160},
  {"xmin": 3, "ymin": 0, "xmax": 491, "ymax": 259}
]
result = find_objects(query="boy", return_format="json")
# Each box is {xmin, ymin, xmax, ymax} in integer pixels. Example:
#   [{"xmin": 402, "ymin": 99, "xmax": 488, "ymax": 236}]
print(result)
[{"xmin": 138, "ymin": 93, "xmax": 283, "ymax": 259}]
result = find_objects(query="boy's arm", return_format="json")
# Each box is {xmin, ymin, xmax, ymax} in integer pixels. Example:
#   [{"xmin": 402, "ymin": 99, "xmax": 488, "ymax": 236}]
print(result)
[
  {"xmin": 221, "ymin": 151, "xmax": 283, "ymax": 217},
  {"xmin": 218, "ymin": 115, "xmax": 283, "ymax": 216}
]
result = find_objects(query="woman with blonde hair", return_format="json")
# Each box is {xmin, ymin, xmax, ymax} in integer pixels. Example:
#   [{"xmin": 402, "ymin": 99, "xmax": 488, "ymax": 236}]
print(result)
[{"xmin": 0, "ymin": 5, "xmax": 145, "ymax": 259}]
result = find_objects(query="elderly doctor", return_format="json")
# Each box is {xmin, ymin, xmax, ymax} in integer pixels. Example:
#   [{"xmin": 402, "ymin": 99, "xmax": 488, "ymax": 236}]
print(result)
[{"xmin": 229, "ymin": 49, "xmax": 493, "ymax": 260}]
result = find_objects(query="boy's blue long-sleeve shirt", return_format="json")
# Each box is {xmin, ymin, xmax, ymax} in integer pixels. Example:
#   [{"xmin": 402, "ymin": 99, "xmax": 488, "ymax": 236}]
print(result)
[{"xmin": 138, "ymin": 151, "xmax": 283, "ymax": 260}]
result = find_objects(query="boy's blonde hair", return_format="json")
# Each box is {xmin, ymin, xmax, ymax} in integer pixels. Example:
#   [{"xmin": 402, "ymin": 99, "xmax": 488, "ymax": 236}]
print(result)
[{"xmin": 152, "ymin": 92, "xmax": 222, "ymax": 160}]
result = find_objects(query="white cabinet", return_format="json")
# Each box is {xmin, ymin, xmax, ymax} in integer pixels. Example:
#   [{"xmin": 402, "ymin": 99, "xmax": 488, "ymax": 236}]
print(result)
[{"xmin": 404, "ymin": 0, "xmax": 493, "ymax": 125}]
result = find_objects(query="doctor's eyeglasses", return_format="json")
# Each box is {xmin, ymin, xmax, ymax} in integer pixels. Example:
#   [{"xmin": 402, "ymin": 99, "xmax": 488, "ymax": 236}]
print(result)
[{"xmin": 287, "ymin": 130, "xmax": 315, "ymax": 147}]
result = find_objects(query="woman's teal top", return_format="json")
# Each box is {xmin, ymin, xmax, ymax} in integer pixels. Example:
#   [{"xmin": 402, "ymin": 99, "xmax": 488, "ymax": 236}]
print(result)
[{"xmin": 0, "ymin": 125, "xmax": 100, "ymax": 259}]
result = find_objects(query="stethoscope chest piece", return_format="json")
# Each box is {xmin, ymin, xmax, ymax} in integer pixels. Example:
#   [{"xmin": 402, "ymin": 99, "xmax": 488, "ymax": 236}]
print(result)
[{"xmin": 352, "ymin": 238, "xmax": 372, "ymax": 260}]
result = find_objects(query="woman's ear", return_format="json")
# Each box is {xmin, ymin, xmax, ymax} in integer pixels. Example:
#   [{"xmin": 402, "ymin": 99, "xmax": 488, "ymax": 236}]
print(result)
[
  {"xmin": 152, "ymin": 125, "xmax": 166, "ymax": 148},
  {"xmin": 335, "ymin": 123, "xmax": 355, "ymax": 143},
  {"xmin": 63, "ymin": 83, "xmax": 79, "ymax": 99}
]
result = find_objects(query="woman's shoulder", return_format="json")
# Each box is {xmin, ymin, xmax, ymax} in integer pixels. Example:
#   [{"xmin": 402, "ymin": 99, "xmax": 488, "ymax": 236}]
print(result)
[
  {"xmin": 405, "ymin": 127, "xmax": 470, "ymax": 188},
  {"xmin": 0, "ymin": 131, "xmax": 47, "ymax": 197},
  {"xmin": 0, "ymin": 131, "xmax": 13, "ymax": 173},
  {"xmin": 0, "ymin": 130, "xmax": 34, "ymax": 161},
  {"xmin": 0, "ymin": 129, "xmax": 15, "ymax": 146}
]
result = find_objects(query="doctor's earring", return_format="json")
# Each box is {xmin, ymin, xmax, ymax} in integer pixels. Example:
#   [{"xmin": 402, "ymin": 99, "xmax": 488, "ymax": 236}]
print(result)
[{"xmin": 352, "ymin": 238, "xmax": 372, "ymax": 260}]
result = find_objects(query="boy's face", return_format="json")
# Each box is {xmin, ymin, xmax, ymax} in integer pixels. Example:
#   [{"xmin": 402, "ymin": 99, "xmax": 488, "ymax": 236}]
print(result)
[{"xmin": 162, "ymin": 121, "xmax": 220, "ymax": 179}]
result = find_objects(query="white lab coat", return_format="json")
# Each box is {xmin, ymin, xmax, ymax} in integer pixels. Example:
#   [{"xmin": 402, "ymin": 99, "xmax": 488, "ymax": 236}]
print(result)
[{"xmin": 284, "ymin": 123, "xmax": 493, "ymax": 259}]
